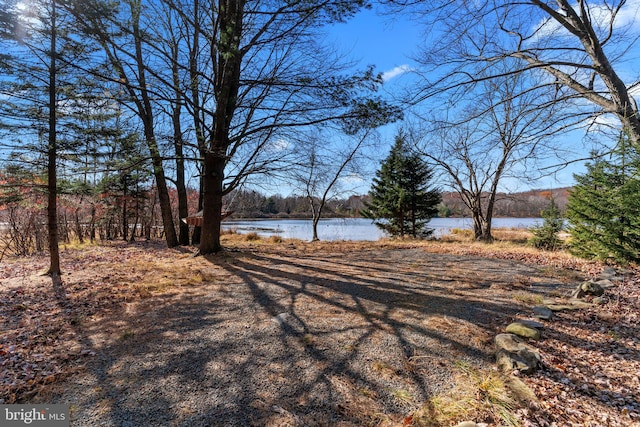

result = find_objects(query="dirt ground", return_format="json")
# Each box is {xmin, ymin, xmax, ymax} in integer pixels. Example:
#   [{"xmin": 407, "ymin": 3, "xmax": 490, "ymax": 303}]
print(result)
[{"xmin": 1, "ymin": 237, "xmax": 639, "ymax": 426}]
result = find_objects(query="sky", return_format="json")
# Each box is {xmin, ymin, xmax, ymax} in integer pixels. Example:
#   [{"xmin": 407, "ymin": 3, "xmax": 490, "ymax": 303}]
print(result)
[
  {"xmin": 312, "ymin": 2, "xmax": 640, "ymax": 197},
  {"xmin": 322, "ymin": 7, "xmax": 583, "ymax": 195},
  {"xmin": 327, "ymin": 7, "xmax": 420, "ymax": 85}
]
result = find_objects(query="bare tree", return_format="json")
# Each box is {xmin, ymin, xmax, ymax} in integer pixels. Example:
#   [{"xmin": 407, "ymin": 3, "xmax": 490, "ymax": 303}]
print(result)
[
  {"xmin": 291, "ymin": 129, "xmax": 377, "ymax": 241},
  {"xmin": 46, "ymin": 0, "xmax": 60, "ymax": 276},
  {"xmin": 159, "ymin": 0, "xmax": 393, "ymax": 254},
  {"xmin": 416, "ymin": 63, "xmax": 564, "ymax": 241},
  {"xmin": 405, "ymin": 0, "xmax": 640, "ymax": 144},
  {"xmin": 65, "ymin": 0, "xmax": 180, "ymax": 247},
  {"xmin": 64, "ymin": 0, "xmax": 397, "ymax": 254}
]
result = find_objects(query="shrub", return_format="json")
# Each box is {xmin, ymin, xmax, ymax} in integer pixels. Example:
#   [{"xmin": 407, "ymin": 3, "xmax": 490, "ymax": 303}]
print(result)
[{"xmin": 529, "ymin": 198, "xmax": 564, "ymax": 251}]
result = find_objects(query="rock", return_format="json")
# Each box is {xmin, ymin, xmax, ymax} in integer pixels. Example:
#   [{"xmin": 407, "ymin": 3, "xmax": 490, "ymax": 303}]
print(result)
[
  {"xmin": 533, "ymin": 305, "xmax": 553, "ymax": 320},
  {"xmin": 506, "ymin": 322, "xmax": 541, "ymax": 340},
  {"xmin": 571, "ymin": 285, "xmax": 585, "ymax": 299},
  {"xmin": 567, "ymin": 298, "xmax": 594, "ymax": 308},
  {"xmin": 600, "ymin": 268, "xmax": 618, "ymax": 279},
  {"xmin": 495, "ymin": 333, "xmax": 541, "ymax": 374},
  {"xmin": 515, "ymin": 319, "xmax": 545, "ymax": 329},
  {"xmin": 593, "ymin": 297, "xmax": 607, "ymax": 305},
  {"xmin": 594, "ymin": 279, "xmax": 614, "ymax": 288},
  {"xmin": 543, "ymin": 298, "xmax": 592, "ymax": 311},
  {"xmin": 505, "ymin": 376, "xmax": 538, "ymax": 404},
  {"xmin": 581, "ymin": 281, "xmax": 605, "ymax": 296},
  {"xmin": 454, "ymin": 422, "xmax": 478, "ymax": 427},
  {"xmin": 272, "ymin": 312, "xmax": 290, "ymax": 324}
]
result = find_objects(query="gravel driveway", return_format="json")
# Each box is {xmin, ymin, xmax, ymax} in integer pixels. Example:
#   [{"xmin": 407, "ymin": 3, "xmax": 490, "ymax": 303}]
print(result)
[{"xmin": 42, "ymin": 246, "xmax": 572, "ymax": 426}]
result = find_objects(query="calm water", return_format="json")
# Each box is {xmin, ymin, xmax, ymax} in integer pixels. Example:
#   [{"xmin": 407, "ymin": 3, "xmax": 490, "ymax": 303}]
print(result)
[{"xmin": 222, "ymin": 217, "xmax": 542, "ymax": 241}]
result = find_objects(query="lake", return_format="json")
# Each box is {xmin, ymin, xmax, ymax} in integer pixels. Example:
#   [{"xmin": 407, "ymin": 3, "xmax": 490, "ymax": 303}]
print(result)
[{"xmin": 222, "ymin": 217, "xmax": 543, "ymax": 241}]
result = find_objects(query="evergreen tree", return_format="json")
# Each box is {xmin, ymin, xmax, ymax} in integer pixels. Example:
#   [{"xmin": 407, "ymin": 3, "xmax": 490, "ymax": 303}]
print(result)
[
  {"xmin": 363, "ymin": 131, "xmax": 441, "ymax": 238},
  {"xmin": 566, "ymin": 131, "xmax": 640, "ymax": 263},
  {"xmin": 529, "ymin": 198, "xmax": 564, "ymax": 251}
]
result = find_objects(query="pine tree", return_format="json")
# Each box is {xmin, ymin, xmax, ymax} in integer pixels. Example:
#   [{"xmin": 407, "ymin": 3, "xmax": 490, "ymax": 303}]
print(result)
[
  {"xmin": 363, "ymin": 131, "xmax": 441, "ymax": 238},
  {"xmin": 566, "ymin": 131, "xmax": 640, "ymax": 263},
  {"xmin": 529, "ymin": 198, "xmax": 564, "ymax": 251}
]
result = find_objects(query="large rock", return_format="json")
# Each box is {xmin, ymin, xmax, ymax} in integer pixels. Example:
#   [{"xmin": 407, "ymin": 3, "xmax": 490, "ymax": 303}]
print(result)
[
  {"xmin": 594, "ymin": 279, "xmax": 614, "ymax": 289},
  {"xmin": 581, "ymin": 280, "xmax": 605, "ymax": 296},
  {"xmin": 533, "ymin": 305, "xmax": 553, "ymax": 320},
  {"xmin": 515, "ymin": 319, "xmax": 545, "ymax": 329},
  {"xmin": 495, "ymin": 333, "xmax": 541, "ymax": 374},
  {"xmin": 506, "ymin": 322, "xmax": 541, "ymax": 340}
]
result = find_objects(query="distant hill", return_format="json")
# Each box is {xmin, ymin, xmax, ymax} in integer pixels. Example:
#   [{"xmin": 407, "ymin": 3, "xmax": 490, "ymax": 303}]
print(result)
[
  {"xmin": 225, "ymin": 188, "xmax": 572, "ymax": 219},
  {"xmin": 440, "ymin": 187, "xmax": 571, "ymax": 218}
]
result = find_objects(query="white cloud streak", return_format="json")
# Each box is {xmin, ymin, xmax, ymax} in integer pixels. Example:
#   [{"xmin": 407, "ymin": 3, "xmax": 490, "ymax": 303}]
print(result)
[{"xmin": 381, "ymin": 65, "xmax": 413, "ymax": 82}]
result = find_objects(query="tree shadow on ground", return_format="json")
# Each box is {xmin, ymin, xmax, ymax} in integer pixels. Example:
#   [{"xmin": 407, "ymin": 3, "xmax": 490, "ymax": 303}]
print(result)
[{"xmin": 44, "ymin": 245, "xmax": 597, "ymax": 426}]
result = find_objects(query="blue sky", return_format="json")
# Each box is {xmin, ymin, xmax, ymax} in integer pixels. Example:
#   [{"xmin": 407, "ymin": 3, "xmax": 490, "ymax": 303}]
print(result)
[
  {"xmin": 327, "ymin": 8, "xmax": 420, "ymax": 84},
  {"xmin": 318, "ymin": 3, "xmax": 640, "ymax": 195},
  {"xmin": 323, "ymin": 7, "xmax": 586, "ymax": 194}
]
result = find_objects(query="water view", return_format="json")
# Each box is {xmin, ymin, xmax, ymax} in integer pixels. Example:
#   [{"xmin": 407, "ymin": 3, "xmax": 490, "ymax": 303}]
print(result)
[{"xmin": 222, "ymin": 217, "xmax": 543, "ymax": 241}]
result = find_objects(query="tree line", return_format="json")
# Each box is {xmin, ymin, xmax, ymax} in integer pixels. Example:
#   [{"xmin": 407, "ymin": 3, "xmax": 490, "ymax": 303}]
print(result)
[{"xmin": 222, "ymin": 187, "xmax": 571, "ymax": 220}]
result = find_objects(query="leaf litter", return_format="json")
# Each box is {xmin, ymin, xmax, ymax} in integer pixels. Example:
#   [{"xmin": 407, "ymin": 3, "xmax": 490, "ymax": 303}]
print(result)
[{"xmin": 0, "ymin": 239, "xmax": 638, "ymax": 426}]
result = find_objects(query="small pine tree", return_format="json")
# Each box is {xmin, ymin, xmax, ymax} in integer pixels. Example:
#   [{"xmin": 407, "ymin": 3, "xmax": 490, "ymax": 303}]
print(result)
[
  {"xmin": 566, "ymin": 131, "xmax": 640, "ymax": 263},
  {"xmin": 363, "ymin": 131, "xmax": 441, "ymax": 238},
  {"xmin": 529, "ymin": 198, "xmax": 564, "ymax": 250}
]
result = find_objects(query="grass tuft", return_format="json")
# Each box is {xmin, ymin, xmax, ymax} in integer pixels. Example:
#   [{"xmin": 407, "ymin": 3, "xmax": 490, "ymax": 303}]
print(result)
[
  {"xmin": 245, "ymin": 232, "xmax": 260, "ymax": 241},
  {"xmin": 268, "ymin": 235, "xmax": 284, "ymax": 243},
  {"xmin": 512, "ymin": 292, "xmax": 544, "ymax": 305},
  {"xmin": 410, "ymin": 361, "xmax": 520, "ymax": 427}
]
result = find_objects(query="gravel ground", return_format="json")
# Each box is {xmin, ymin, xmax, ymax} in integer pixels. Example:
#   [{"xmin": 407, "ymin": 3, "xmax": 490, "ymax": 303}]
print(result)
[{"xmin": 30, "ymin": 244, "xmax": 580, "ymax": 426}]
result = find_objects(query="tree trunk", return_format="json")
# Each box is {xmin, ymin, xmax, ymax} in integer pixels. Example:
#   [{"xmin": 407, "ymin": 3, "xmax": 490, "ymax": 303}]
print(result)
[
  {"xmin": 308, "ymin": 196, "xmax": 322, "ymax": 241},
  {"xmin": 74, "ymin": 207, "xmax": 83, "ymax": 243},
  {"xmin": 189, "ymin": 0, "xmax": 204, "ymax": 246},
  {"xmin": 131, "ymin": 6, "xmax": 178, "ymax": 247},
  {"xmin": 89, "ymin": 203, "xmax": 95, "ymax": 243},
  {"xmin": 472, "ymin": 209, "xmax": 484, "ymax": 240},
  {"xmin": 197, "ymin": 0, "xmax": 244, "ymax": 255},
  {"xmin": 191, "ymin": 172, "xmax": 203, "ymax": 245},
  {"xmin": 199, "ymin": 151, "xmax": 225, "ymax": 254},
  {"xmin": 312, "ymin": 218, "xmax": 320, "ymax": 241},
  {"xmin": 411, "ymin": 208, "xmax": 417, "ymax": 238},
  {"xmin": 130, "ymin": 194, "xmax": 138, "ymax": 243},
  {"xmin": 47, "ymin": 0, "xmax": 60, "ymax": 277},
  {"xmin": 176, "ymin": 153, "xmax": 190, "ymax": 246},
  {"xmin": 171, "ymin": 41, "xmax": 190, "ymax": 246},
  {"xmin": 122, "ymin": 179, "xmax": 128, "ymax": 241},
  {"xmin": 479, "ymin": 219, "xmax": 493, "ymax": 242}
]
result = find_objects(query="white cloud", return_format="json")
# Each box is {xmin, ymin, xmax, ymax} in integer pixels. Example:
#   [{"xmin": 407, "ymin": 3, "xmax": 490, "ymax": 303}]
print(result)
[
  {"xmin": 381, "ymin": 65, "xmax": 413, "ymax": 82},
  {"xmin": 267, "ymin": 138, "xmax": 290, "ymax": 152}
]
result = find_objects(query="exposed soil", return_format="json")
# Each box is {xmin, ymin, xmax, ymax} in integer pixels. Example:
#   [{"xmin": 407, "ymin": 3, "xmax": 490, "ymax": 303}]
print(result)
[{"xmin": 1, "ymin": 238, "xmax": 638, "ymax": 426}]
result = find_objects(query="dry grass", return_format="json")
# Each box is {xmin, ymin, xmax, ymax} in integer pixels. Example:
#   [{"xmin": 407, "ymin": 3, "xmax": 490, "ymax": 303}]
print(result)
[
  {"xmin": 493, "ymin": 227, "xmax": 534, "ymax": 243},
  {"xmin": 410, "ymin": 362, "xmax": 522, "ymax": 427},
  {"xmin": 268, "ymin": 235, "xmax": 284, "ymax": 243},
  {"xmin": 244, "ymin": 231, "xmax": 261, "ymax": 241},
  {"xmin": 439, "ymin": 227, "xmax": 533, "ymax": 244},
  {"xmin": 60, "ymin": 239, "xmax": 100, "ymax": 251},
  {"xmin": 512, "ymin": 292, "xmax": 545, "ymax": 305}
]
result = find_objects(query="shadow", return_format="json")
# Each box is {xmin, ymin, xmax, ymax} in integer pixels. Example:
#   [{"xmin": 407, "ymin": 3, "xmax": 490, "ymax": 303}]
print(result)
[
  {"xmin": 51, "ymin": 273, "xmax": 66, "ymax": 302},
  {"xmin": 38, "ymin": 245, "xmax": 633, "ymax": 426}
]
